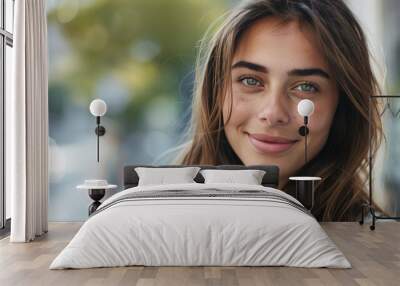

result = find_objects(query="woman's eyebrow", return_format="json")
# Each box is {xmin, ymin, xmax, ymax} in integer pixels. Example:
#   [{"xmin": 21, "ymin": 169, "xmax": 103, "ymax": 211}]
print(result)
[
  {"xmin": 232, "ymin": 61, "xmax": 268, "ymax": 73},
  {"xmin": 232, "ymin": 60, "xmax": 330, "ymax": 79},
  {"xmin": 288, "ymin": 68, "xmax": 331, "ymax": 79}
]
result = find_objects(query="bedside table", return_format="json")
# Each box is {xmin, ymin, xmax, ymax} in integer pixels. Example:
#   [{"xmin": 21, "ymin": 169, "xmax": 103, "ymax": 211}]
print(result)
[
  {"xmin": 77, "ymin": 180, "xmax": 117, "ymax": 216},
  {"xmin": 289, "ymin": 176, "xmax": 321, "ymax": 211}
]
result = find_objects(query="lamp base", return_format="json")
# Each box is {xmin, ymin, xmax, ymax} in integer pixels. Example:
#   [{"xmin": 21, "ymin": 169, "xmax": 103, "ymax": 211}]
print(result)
[
  {"xmin": 88, "ymin": 189, "xmax": 105, "ymax": 215},
  {"xmin": 95, "ymin": 125, "xmax": 106, "ymax": 136},
  {"xmin": 298, "ymin": 126, "xmax": 309, "ymax": 136},
  {"xmin": 295, "ymin": 180, "xmax": 315, "ymax": 210},
  {"xmin": 359, "ymin": 203, "xmax": 400, "ymax": 231}
]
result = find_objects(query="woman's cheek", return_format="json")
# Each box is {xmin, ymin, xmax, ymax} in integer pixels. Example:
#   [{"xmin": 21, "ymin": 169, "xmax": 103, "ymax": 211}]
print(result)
[
  {"xmin": 224, "ymin": 93, "xmax": 256, "ymax": 127},
  {"xmin": 307, "ymin": 108, "xmax": 335, "ymax": 156}
]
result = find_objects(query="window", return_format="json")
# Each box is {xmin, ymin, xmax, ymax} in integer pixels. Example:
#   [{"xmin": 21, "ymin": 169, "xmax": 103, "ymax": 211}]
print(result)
[
  {"xmin": 47, "ymin": 0, "xmax": 229, "ymax": 221},
  {"xmin": 0, "ymin": 0, "xmax": 14, "ymax": 234}
]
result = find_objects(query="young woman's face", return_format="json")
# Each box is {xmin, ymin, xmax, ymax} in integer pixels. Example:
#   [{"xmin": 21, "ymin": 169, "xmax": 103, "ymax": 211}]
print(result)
[{"xmin": 223, "ymin": 18, "xmax": 339, "ymax": 188}]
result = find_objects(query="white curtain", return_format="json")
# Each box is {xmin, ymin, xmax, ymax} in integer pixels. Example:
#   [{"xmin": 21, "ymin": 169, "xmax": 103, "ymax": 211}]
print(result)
[{"xmin": 8, "ymin": 0, "xmax": 49, "ymax": 242}]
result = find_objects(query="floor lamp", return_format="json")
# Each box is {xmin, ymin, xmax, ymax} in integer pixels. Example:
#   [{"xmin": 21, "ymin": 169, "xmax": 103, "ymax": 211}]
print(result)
[{"xmin": 359, "ymin": 95, "xmax": 400, "ymax": 230}]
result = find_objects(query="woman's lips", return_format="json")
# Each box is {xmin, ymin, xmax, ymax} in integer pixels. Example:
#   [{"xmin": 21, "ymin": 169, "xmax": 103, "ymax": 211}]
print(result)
[{"xmin": 247, "ymin": 133, "xmax": 298, "ymax": 153}]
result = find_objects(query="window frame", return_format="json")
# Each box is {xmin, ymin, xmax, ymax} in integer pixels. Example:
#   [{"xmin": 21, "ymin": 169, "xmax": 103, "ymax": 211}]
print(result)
[{"xmin": 0, "ymin": 0, "xmax": 14, "ymax": 234}]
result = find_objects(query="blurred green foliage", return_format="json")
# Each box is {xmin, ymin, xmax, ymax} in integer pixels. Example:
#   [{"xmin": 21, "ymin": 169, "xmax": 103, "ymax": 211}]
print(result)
[{"xmin": 48, "ymin": 0, "xmax": 228, "ymax": 132}]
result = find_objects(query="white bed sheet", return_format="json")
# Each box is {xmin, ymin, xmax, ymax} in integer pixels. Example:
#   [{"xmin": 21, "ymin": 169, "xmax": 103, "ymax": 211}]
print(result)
[{"xmin": 50, "ymin": 183, "xmax": 351, "ymax": 269}]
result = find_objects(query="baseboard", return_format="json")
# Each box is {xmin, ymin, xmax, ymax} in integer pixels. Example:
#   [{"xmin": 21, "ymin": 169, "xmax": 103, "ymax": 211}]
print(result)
[{"xmin": 0, "ymin": 218, "xmax": 11, "ymax": 239}]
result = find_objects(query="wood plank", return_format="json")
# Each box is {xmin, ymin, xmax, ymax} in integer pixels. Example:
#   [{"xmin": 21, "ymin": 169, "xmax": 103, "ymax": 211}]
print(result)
[{"xmin": 0, "ymin": 222, "xmax": 399, "ymax": 286}]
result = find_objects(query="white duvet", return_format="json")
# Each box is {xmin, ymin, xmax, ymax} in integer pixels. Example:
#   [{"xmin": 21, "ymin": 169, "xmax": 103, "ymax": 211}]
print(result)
[{"xmin": 50, "ymin": 183, "xmax": 351, "ymax": 269}]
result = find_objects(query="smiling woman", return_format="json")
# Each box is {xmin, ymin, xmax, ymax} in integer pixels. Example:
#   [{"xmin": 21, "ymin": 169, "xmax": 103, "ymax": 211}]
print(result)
[
  {"xmin": 175, "ymin": 0, "xmax": 384, "ymax": 221},
  {"xmin": 225, "ymin": 18, "xmax": 339, "ymax": 190}
]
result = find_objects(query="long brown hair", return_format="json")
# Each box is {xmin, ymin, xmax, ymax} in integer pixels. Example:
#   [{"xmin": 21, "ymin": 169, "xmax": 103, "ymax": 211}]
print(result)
[{"xmin": 174, "ymin": 0, "xmax": 384, "ymax": 221}]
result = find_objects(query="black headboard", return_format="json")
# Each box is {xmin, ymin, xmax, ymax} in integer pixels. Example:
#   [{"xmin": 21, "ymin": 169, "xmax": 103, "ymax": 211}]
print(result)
[{"xmin": 123, "ymin": 165, "xmax": 279, "ymax": 189}]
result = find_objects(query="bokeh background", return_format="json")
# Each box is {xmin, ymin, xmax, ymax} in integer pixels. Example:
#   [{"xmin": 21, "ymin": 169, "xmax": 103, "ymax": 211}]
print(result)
[{"xmin": 46, "ymin": 0, "xmax": 400, "ymax": 221}]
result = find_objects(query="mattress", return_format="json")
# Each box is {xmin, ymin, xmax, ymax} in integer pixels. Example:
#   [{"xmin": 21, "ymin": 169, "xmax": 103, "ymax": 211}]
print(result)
[{"xmin": 49, "ymin": 183, "xmax": 351, "ymax": 269}]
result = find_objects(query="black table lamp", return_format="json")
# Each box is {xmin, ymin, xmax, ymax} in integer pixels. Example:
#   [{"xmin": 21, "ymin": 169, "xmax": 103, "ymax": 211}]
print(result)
[{"xmin": 89, "ymin": 99, "xmax": 107, "ymax": 162}]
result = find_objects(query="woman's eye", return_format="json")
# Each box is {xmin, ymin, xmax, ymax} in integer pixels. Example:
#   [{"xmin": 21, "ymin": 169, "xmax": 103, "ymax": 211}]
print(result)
[
  {"xmin": 240, "ymin": 77, "xmax": 262, "ymax": 87},
  {"xmin": 294, "ymin": 82, "xmax": 318, "ymax": 93}
]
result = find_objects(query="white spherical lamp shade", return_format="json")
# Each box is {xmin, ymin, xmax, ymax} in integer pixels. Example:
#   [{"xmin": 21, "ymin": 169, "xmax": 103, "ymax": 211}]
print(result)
[
  {"xmin": 297, "ymin": 99, "xmax": 314, "ymax": 117},
  {"xmin": 89, "ymin": 99, "xmax": 107, "ymax": 117}
]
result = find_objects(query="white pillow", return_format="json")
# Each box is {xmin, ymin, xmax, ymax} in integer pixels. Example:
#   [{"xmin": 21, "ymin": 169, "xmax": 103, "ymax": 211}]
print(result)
[
  {"xmin": 200, "ymin": 169, "xmax": 266, "ymax": 185},
  {"xmin": 135, "ymin": 167, "xmax": 201, "ymax": 186}
]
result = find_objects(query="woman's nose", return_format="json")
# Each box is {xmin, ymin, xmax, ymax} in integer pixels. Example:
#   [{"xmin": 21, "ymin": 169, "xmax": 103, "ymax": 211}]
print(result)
[{"xmin": 257, "ymin": 91, "xmax": 291, "ymax": 126}]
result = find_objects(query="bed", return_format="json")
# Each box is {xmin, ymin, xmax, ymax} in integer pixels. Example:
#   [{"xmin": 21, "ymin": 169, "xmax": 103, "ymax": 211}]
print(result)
[{"xmin": 49, "ymin": 164, "xmax": 350, "ymax": 269}]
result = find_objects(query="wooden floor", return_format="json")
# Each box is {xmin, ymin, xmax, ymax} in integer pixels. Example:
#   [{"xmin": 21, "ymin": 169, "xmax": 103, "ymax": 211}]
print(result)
[{"xmin": 0, "ymin": 222, "xmax": 399, "ymax": 286}]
